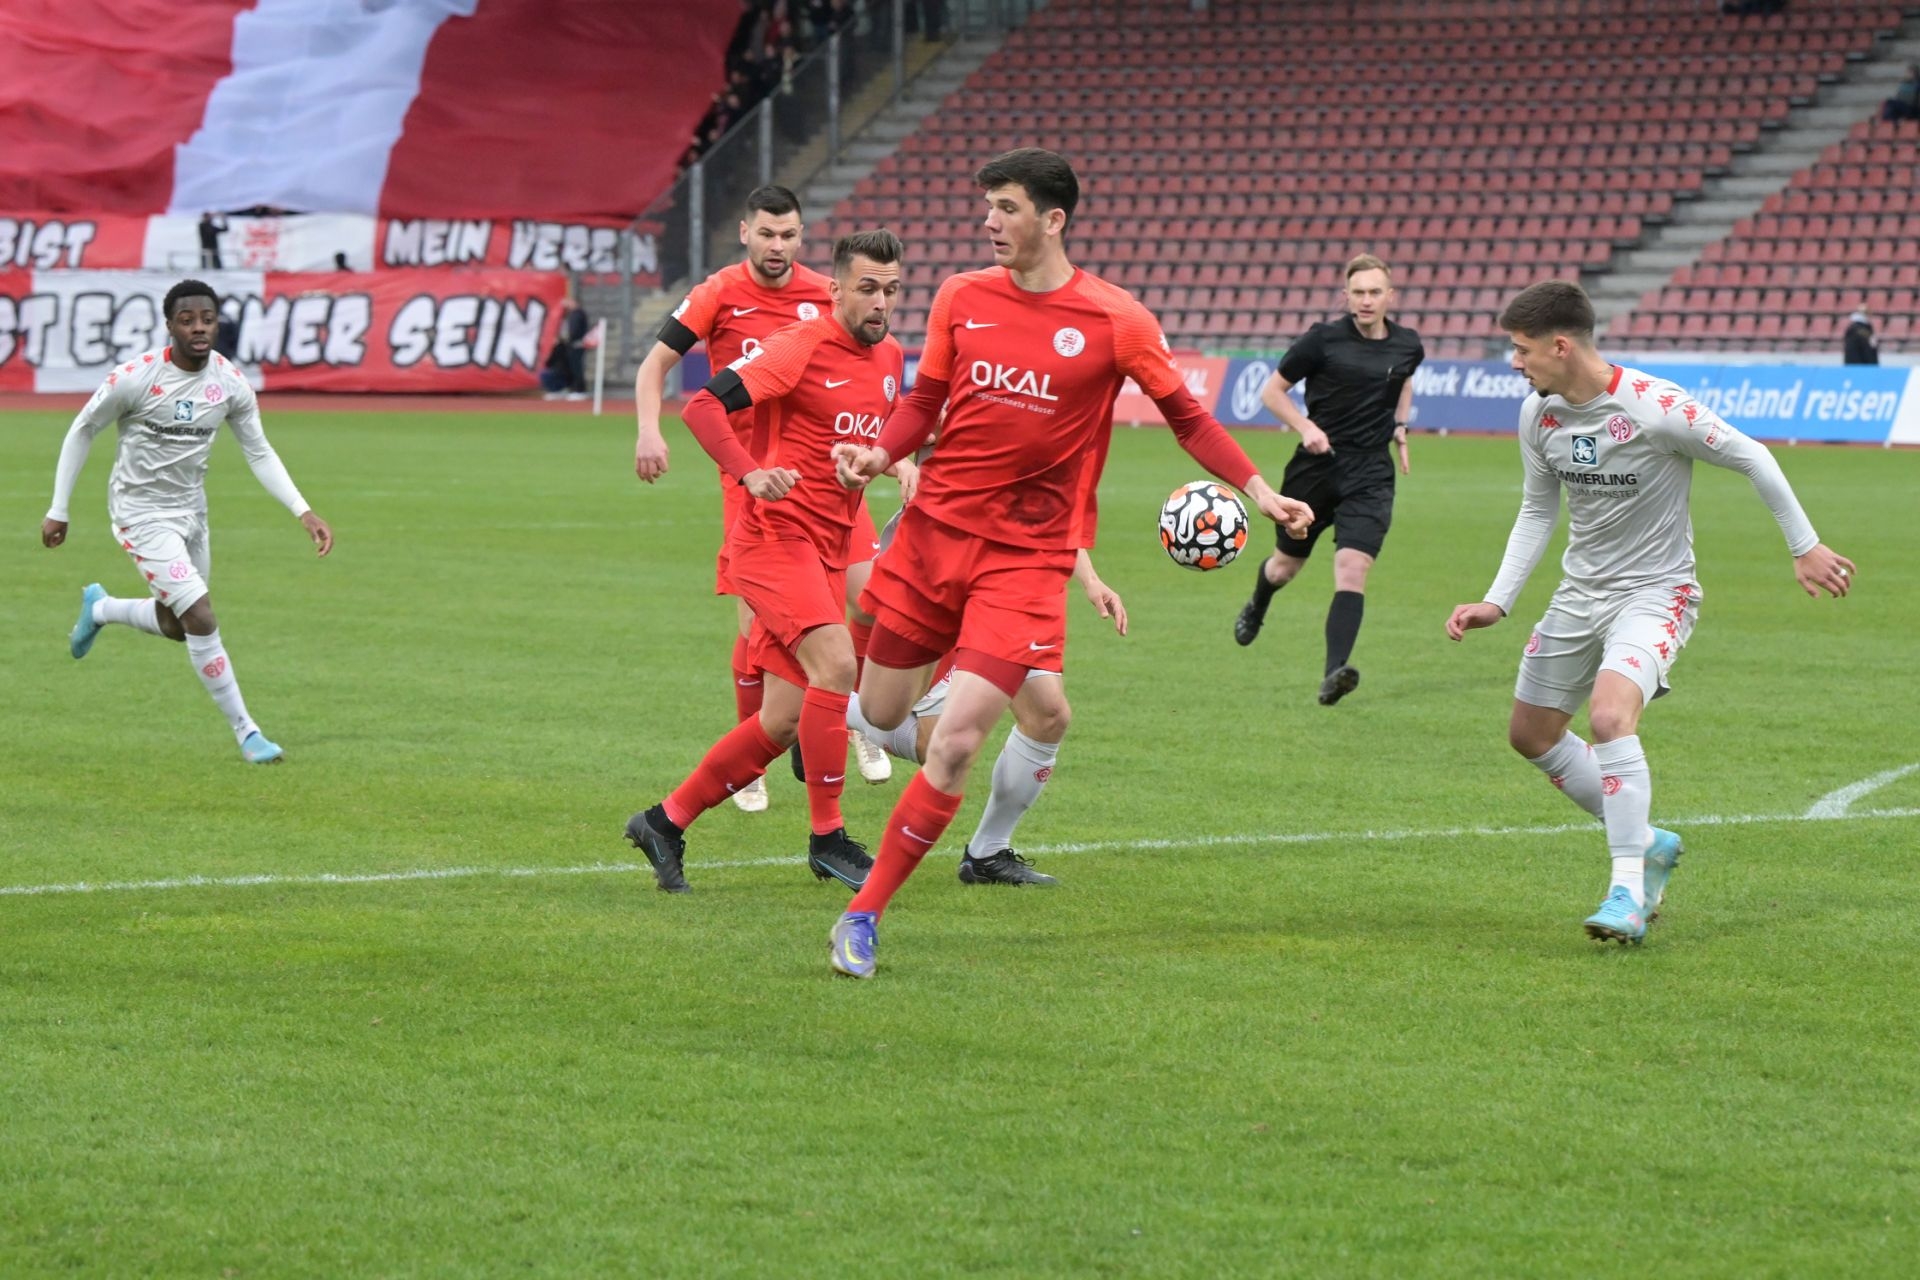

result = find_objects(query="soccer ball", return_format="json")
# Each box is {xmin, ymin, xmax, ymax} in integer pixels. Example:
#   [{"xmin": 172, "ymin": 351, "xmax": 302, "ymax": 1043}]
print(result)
[{"xmin": 1158, "ymin": 480, "xmax": 1248, "ymax": 570}]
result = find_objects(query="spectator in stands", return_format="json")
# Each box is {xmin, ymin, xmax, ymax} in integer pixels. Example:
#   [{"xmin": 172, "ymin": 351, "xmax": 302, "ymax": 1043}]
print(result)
[
  {"xmin": 197, "ymin": 213, "xmax": 227, "ymax": 270},
  {"xmin": 561, "ymin": 296, "xmax": 592, "ymax": 400},
  {"xmin": 1881, "ymin": 65, "xmax": 1920, "ymax": 122},
  {"xmin": 1843, "ymin": 309, "xmax": 1879, "ymax": 365},
  {"xmin": 215, "ymin": 300, "xmax": 241, "ymax": 362},
  {"xmin": 332, "ymin": 252, "xmax": 351, "ymax": 272}
]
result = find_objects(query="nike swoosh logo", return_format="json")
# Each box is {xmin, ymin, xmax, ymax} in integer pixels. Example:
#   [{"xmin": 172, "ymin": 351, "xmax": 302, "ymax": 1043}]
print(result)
[
  {"xmin": 902, "ymin": 825, "xmax": 936, "ymax": 845},
  {"xmin": 732, "ymin": 307, "xmax": 759, "ymax": 316},
  {"xmin": 825, "ymin": 378, "xmax": 851, "ymax": 388},
  {"xmin": 823, "ymin": 774, "xmax": 845, "ymax": 783},
  {"xmin": 964, "ymin": 319, "xmax": 997, "ymax": 329},
  {"xmin": 725, "ymin": 783, "xmax": 739, "ymax": 793},
  {"xmin": 1028, "ymin": 641, "xmax": 1058, "ymax": 651}
]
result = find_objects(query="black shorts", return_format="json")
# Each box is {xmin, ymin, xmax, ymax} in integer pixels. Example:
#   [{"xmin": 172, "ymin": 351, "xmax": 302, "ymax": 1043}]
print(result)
[{"xmin": 1273, "ymin": 454, "xmax": 1395, "ymax": 560}]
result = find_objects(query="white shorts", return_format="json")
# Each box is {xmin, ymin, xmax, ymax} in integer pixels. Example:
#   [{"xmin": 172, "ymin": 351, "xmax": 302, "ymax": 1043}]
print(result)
[
  {"xmin": 1515, "ymin": 580, "xmax": 1701, "ymax": 715},
  {"xmin": 115, "ymin": 513, "xmax": 211, "ymax": 616}
]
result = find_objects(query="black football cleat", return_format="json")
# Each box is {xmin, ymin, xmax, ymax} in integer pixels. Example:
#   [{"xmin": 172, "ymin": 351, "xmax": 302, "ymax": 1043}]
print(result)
[
  {"xmin": 625, "ymin": 807, "xmax": 690, "ymax": 893},
  {"xmin": 807, "ymin": 828, "xmax": 873, "ymax": 889},
  {"xmin": 1317, "ymin": 665, "xmax": 1360, "ymax": 706},
  {"xmin": 957, "ymin": 845, "xmax": 1058, "ymax": 886},
  {"xmin": 1234, "ymin": 596, "xmax": 1269, "ymax": 646}
]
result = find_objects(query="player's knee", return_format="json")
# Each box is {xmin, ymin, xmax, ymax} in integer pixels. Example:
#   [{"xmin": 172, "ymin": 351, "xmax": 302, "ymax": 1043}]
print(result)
[
  {"xmin": 177, "ymin": 597, "xmax": 216, "ymax": 636},
  {"xmin": 807, "ymin": 650, "xmax": 858, "ymax": 694},
  {"xmin": 1587, "ymin": 702, "xmax": 1639, "ymax": 743},
  {"xmin": 759, "ymin": 705, "xmax": 799, "ymax": 746},
  {"xmin": 1015, "ymin": 693, "xmax": 1070, "ymax": 740}
]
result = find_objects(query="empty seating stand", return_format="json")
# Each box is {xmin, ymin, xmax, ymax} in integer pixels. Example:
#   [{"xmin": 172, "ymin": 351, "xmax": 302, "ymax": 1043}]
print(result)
[{"xmin": 801, "ymin": 0, "xmax": 1898, "ymax": 356}]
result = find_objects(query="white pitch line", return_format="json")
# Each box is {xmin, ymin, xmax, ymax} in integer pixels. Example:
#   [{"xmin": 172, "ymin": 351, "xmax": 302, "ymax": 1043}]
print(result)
[
  {"xmin": 3, "ymin": 806, "xmax": 1917, "ymax": 900},
  {"xmin": 1804, "ymin": 763, "xmax": 1920, "ymax": 819}
]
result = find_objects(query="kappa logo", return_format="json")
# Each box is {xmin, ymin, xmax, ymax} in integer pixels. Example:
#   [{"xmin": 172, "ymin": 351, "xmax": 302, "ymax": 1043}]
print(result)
[
  {"xmin": 1571, "ymin": 435, "xmax": 1599, "ymax": 466},
  {"xmin": 1681, "ymin": 402, "xmax": 1700, "ymax": 425},
  {"xmin": 149, "ymin": 385, "xmax": 164, "ymax": 397},
  {"xmin": 1052, "ymin": 326, "xmax": 1085, "ymax": 357},
  {"xmin": 173, "ymin": 399, "xmax": 195, "ymax": 422},
  {"xmin": 1606, "ymin": 414, "xmax": 1633, "ymax": 442},
  {"xmin": 796, "ymin": 302, "xmax": 820, "ymax": 321},
  {"xmin": 1541, "ymin": 412, "xmax": 1561, "ymax": 430},
  {"xmin": 1632, "ymin": 378, "xmax": 1652, "ymax": 397},
  {"xmin": 1657, "ymin": 393, "xmax": 1677, "ymax": 412}
]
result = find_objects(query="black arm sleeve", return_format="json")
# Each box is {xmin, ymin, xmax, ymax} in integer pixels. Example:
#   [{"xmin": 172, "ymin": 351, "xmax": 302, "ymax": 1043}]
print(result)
[
  {"xmin": 655, "ymin": 315, "xmax": 700, "ymax": 355},
  {"xmin": 705, "ymin": 367, "xmax": 754, "ymax": 414}
]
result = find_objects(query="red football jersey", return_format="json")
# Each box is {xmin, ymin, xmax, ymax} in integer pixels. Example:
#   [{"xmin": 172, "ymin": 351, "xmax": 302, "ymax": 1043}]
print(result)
[
  {"xmin": 910, "ymin": 266, "xmax": 1185, "ymax": 550},
  {"xmin": 732, "ymin": 316, "xmax": 905, "ymax": 568},
  {"xmin": 667, "ymin": 261, "xmax": 835, "ymax": 460}
]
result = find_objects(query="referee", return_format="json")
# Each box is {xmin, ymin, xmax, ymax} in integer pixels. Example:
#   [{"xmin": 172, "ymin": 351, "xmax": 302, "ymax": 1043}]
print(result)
[{"xmin": 1233, "ymin": 253, "xmax": 1423, "ymax": 705}]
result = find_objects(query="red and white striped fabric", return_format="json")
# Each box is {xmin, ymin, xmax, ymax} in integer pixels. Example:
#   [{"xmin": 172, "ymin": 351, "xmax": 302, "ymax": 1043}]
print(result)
[{"xmin": 0, "ymin": 0, "xmax": 735, "ymax": 219}]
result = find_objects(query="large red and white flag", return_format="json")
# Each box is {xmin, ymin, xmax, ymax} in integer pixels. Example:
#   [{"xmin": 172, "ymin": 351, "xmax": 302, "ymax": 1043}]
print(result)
[{"xmin": 0, "ymin": 0, "xmax": 735, "ymax": 220}]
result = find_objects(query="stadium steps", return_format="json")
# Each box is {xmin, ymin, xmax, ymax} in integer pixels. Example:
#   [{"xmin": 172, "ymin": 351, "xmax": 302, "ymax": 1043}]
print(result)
[{"xmin": 1592, "ymin": 19, "xmax": 1920, "ymax": 330}]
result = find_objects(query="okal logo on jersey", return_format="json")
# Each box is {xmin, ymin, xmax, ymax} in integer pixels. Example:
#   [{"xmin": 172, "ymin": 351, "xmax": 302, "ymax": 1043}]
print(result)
[
  {"xmin": 833, "ymin": 412, "xmax": 884, "ymax": 438},
  {"xmin": 1571, "ymin": 435, "xmax": 1599, "ymax": 466},
  {"xmin": 796, "ymin": 302, "xmax": 820, "ymax": 321},
  {"xmin": 1053, "ymin": 327, "xmax": 1085, "ymax": 357},
  {"xmin": 969, "ymin": 361, "xmax": 1059, "ymax": 402},
  {"xmin": 1606, "ymin": 414, "xmax": 1633, "ymax": 442},
  {"xmin": 173, "ymin": 399, "xmax": 194, "ymax": 421}
]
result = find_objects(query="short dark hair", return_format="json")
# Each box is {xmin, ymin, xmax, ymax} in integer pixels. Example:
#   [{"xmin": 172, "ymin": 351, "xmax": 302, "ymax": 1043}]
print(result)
[
  {"xmin": 744, "ymin": 184, "xmax": 802, "ymax": 220},
  {"xmin": 974, "ymin": 148, "xmax": 1079, "ymax": 228},
  {"xmin": 163, "ymin": 279, "xmax": 219, "ymax": 320},
  {"xmin": 1498, "ymin": 280, "xmax": 1595, "ymax": 340},
  {"xmin": 833, "ymin": 228, "xmax": 904, "ymax": 275}
]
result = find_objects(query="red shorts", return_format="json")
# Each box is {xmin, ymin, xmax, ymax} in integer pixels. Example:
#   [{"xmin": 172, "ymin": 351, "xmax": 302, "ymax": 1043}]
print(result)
[
  {"xmin": 859, "ymin": 507, "xmax": 1075, "ymax": 676},
  {"xmin": 730, "ymin": 535, "xmax": 847, "ymax": 687},
  {"xmin": 713, "ymin": 479, "xmax": 750, "ymax": 596},
  {"xmin": 849, "ymin": 500, "xmax": 880, "ymax": 566}
]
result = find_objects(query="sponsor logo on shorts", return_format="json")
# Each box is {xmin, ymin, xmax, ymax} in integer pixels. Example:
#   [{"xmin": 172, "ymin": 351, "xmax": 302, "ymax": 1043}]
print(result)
[
  {"xmin": 1525, "ymin": 632, "xmax": 1541, "ymax": 656},
  {"xmin": 1606, "ymin": 414, "xmax": 1633, "ymax": 442}
]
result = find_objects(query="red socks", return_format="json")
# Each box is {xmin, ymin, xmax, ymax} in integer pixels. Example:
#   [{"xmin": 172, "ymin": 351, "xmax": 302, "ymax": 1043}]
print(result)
[
  {"xmin": 847, "ymin": 771, "xmax": 963, "ymax": 918},
  {"xmin": 663, "ymin": 717, "xmax": 783, "ymax": 829},
  {"xmin": 731, "ymin": 634, "xmax": 762, "ymax": 723},
  {"xmin": 800, "ymin": 687, "xmax": 851, "ymax": 835}
]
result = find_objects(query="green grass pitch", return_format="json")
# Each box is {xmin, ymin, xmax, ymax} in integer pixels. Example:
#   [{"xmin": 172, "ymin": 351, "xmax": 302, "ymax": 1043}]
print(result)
[{"xmin": 3, "ymin": 405, "xmax": 1917, "ymax": 1276}]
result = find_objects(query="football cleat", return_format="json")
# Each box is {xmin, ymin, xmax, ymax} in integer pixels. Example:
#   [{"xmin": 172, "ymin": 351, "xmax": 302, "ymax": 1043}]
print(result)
[
  {"xmin": 957, "ymin": 845, "xmax": 1058, "ymax": 886},
  {"xmin": 829, "ymin": 910, "xmax": 878, "ymax": 978},
  {"xmin": 69, "ymin": 583, "xmax": 107, "ymax": 659},
  {"xmin": 239, "ymin": 730, "xmax": 284, "ymax": 764},
  {"xmin": 853, "ymin": 732, "xmax": 892, "ymax": 783},
  {"xmin": 1583, "ymin": 886, "xmax": 1647, "ymax": 944},
  {"xmin": 1317, "ymin": 665, "xmax": 1361, "ymax": 706},
  {"xmin": 1643, "ymin": 827, "xmax": 1684, "ymax": 921},
  {"xmin": 731, "ymin": 775, "xmax": 769, "ymax": 813},
  {"xmin": 807, "ymin": 828, "xmax": 873, "ymax": 889},
  {"xmin": 624, "ymin": 808, "xmax": 690, "ymax": 894},
  {"xmin": 1233, "ymin": 595, "xmax": 1269, "ymax": 646}
]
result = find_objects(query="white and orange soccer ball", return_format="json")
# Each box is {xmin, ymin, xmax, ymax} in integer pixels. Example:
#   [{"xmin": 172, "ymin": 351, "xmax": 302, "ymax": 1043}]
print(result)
[{"xmin": 1157, "ymin": 480, "xmax": 1248, "ymax": 570}]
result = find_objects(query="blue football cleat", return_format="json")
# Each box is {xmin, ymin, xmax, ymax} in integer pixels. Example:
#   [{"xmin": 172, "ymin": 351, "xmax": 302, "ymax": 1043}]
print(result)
[
  {"xmin": 69, "ymin": 583, "xmax": 106, "ymax": 659},
  {"xmin": 829, "ymin": 911, "xmax": 878, "ymax": 978},
  {"xmin": 240, "ymin": 730, "xmax": 284, "ymax": 764},
  {"xmin": 1583, "ymin": 886, "xmax": 1647, "ymax": 944},
  {"xmin": 1644, "ymin": 827, "xmax": 1684, "ymax": 921}
]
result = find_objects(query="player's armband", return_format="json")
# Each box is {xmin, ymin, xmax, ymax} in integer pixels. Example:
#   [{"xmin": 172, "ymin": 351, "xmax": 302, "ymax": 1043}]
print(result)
[
  {"xmin": 705, "ymin": 368, "xmax": 753, "ymax": 414},
  {"xmin": 655, "ymin": 314, "xmax": 701, "ymax": 355}
]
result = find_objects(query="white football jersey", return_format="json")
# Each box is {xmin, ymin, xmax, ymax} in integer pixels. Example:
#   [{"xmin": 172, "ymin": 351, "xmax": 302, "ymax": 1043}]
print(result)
[
  {"xmin": 1485, "ymin": 364, "xmax": 1819, "ymax": 613},
  {"xmin": 47, "ymin": 349, "xmax": 307, "ymax": 524}
]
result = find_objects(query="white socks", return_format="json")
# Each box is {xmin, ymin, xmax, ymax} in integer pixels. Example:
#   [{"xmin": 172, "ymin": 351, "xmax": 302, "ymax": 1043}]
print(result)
[
  {"xmin": 847, "ymin": 691, "xmax": 923, "ymax": 764},
  {"xmin": 184, "ymin": 629, "xmax": 258, "ymax": 743},
  {"xmin": 1593, "ymin": 735, "xmax": 1653, "ymax": 907},
  {"xmin": 95, "ymin": 595, "xmax": 167, "ymax": 636},
  {"xmin": 969, "ymin": 728, "xmax": 1060, "ymax": 856},
  {"xmin": 1527, "ymin": 730, "xmax": 1605, "ymax": 819}
]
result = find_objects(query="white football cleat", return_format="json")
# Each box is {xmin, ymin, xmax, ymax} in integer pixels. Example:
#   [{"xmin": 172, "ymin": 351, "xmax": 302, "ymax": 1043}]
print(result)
[
  {"xmin": 731, "ymin": 775, "xmax": 769, "ymax": 812},
  {"xmin": 853, "ymin": 732, "xmax": 892, "ymax": 783}
]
